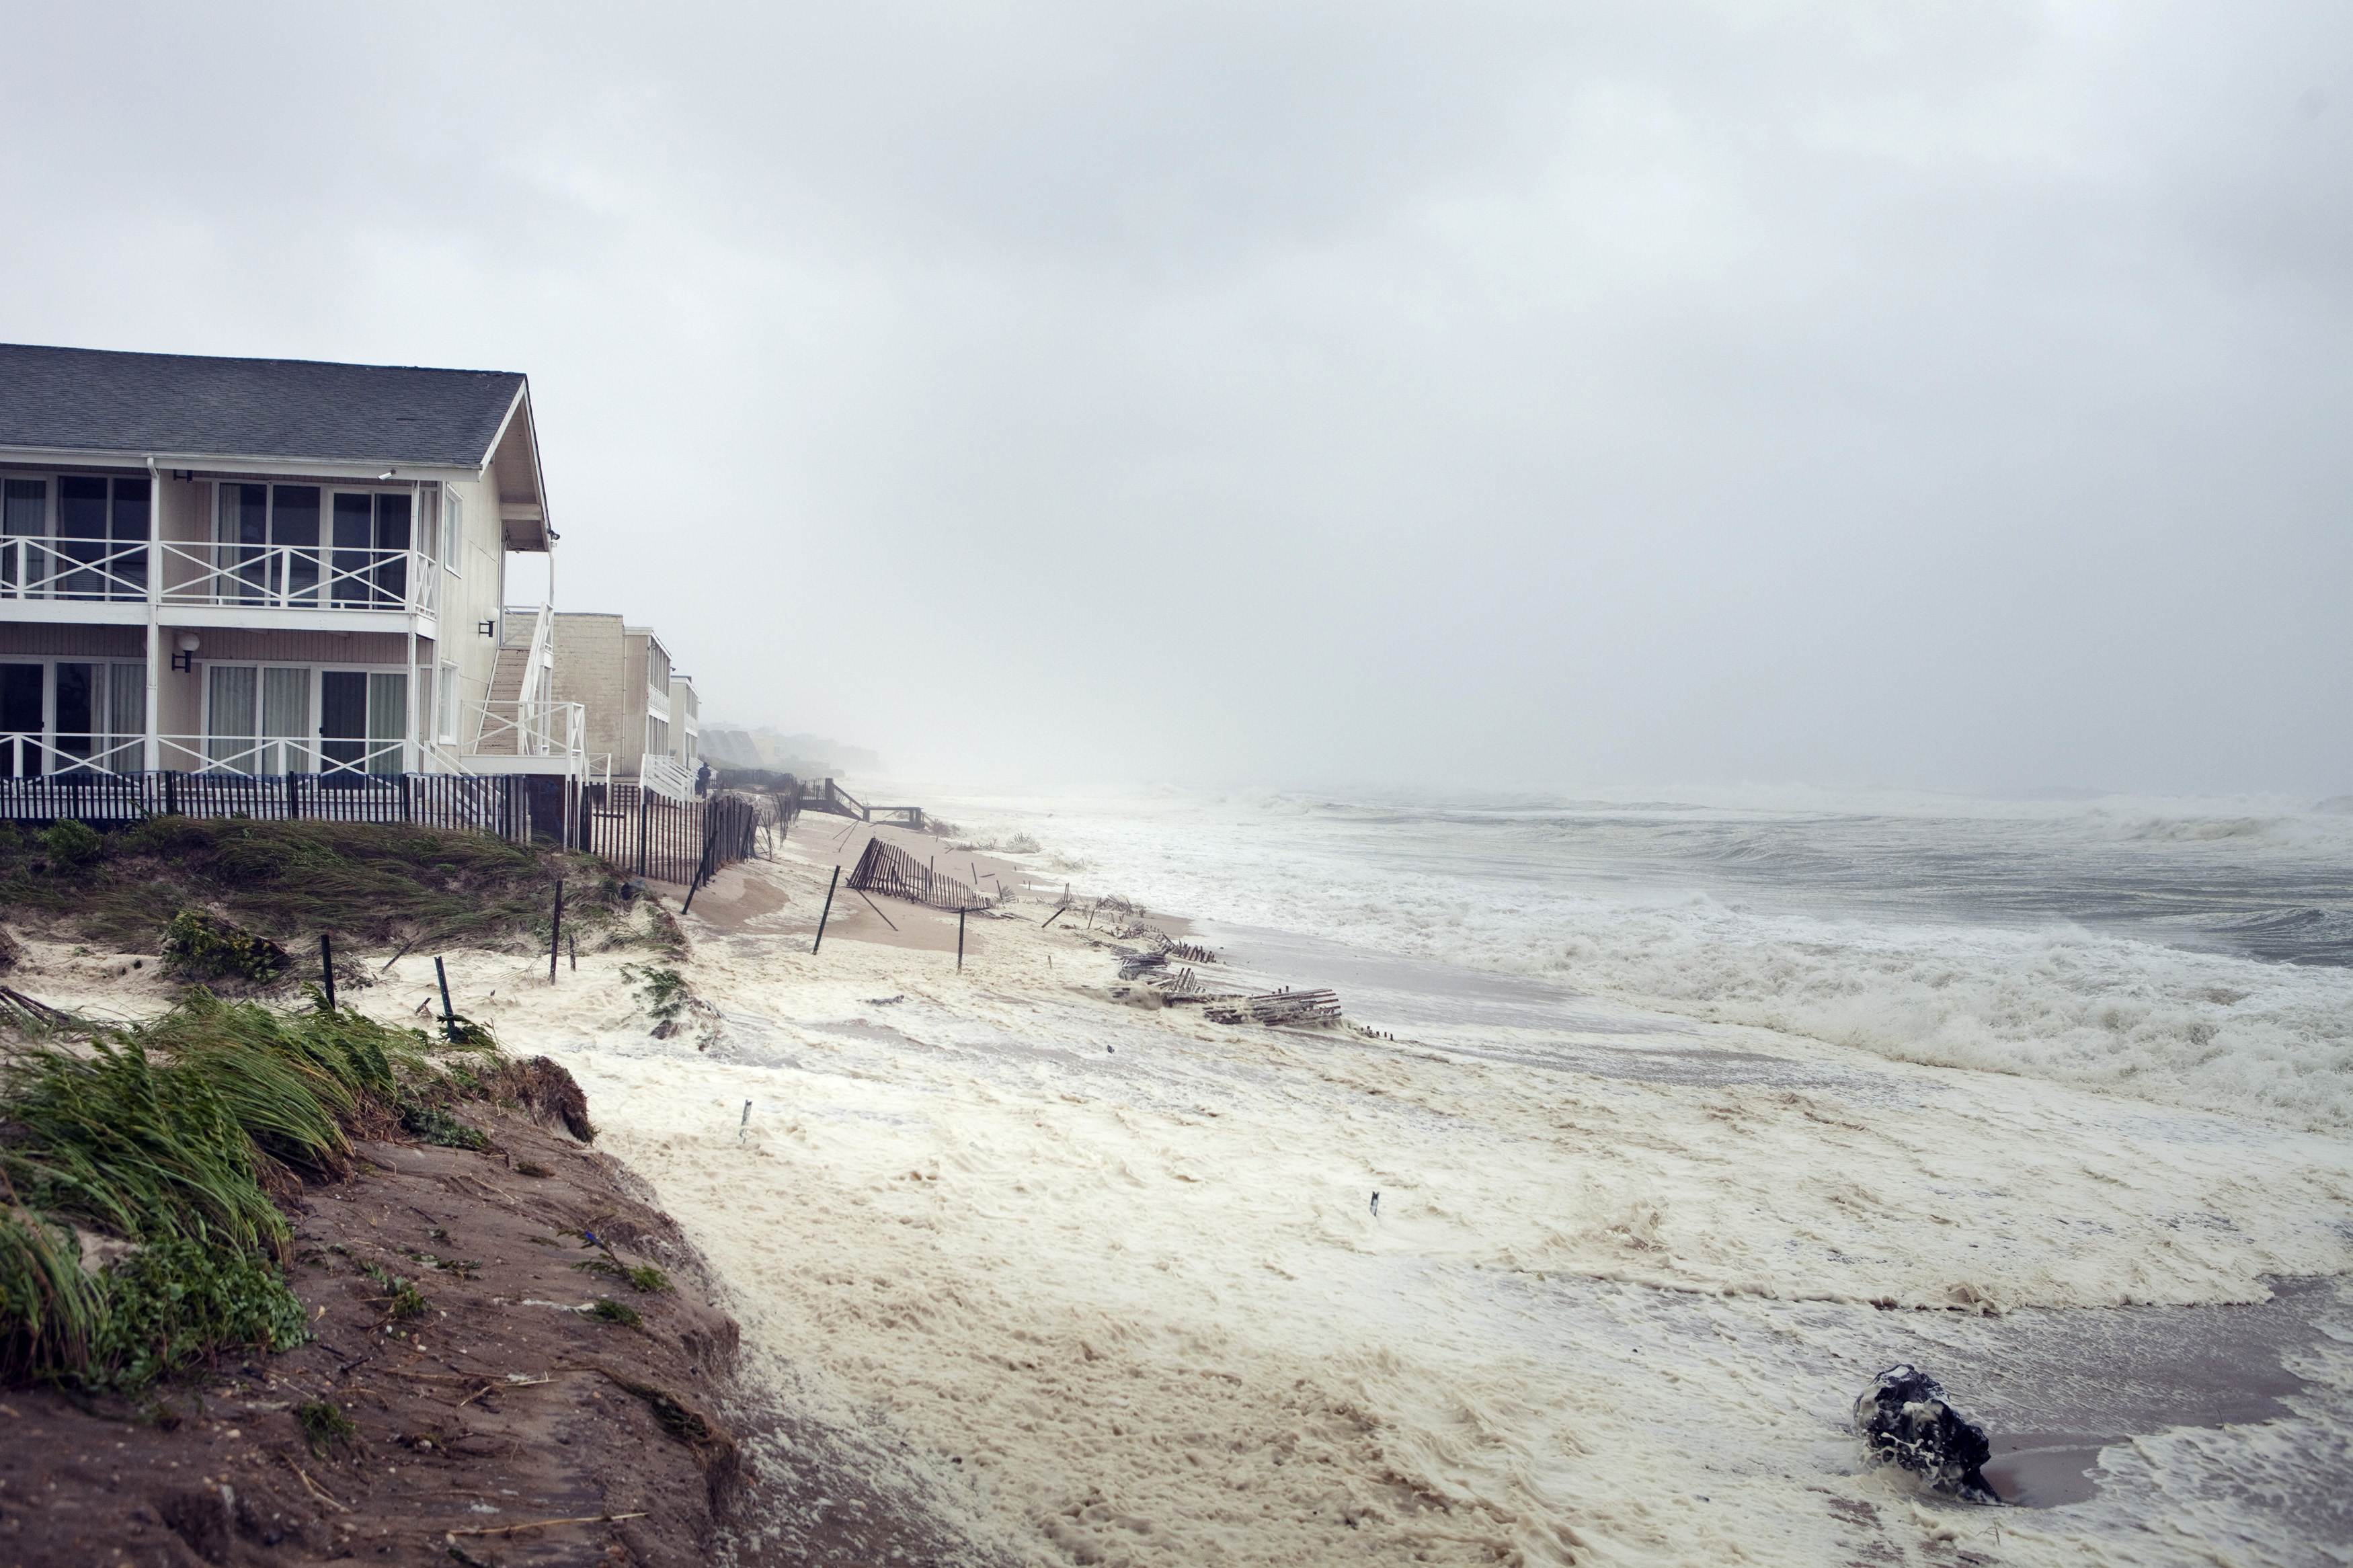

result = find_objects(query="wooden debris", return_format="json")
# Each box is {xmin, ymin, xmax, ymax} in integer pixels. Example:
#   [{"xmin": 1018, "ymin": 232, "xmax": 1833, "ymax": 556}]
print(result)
[
  {"xmin": 0, "ymin": 985, "xmax": 78, "ymax": 1031},
  {"xmin": 1204, "ymin": 989, "xmax": 1343, "ymax": 1028}
]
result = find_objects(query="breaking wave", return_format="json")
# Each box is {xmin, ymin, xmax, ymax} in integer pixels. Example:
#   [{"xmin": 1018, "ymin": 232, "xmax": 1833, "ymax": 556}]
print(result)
[{"xmin": 935, "ymin": 786, "xmax": 2353, "ymax": 1132}]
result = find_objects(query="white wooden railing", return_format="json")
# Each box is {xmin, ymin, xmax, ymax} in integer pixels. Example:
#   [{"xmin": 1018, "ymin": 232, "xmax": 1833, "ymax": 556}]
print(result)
[
  {"xmin": 157, "ymin": 542, "xmax": 433, "ymax": 614},
  {"xmin": 638, "ymin": 751, "xmax": 696, "ymax": 801},
  {"xmin": 467, "ymin": 699, "xmax": 585, "ymax": 760},
  {"xmin": 0, "ymin": 539, "xmax": 440, "ymax": 616},
  {"xmin": 154, "ymin": 734, "xmax": 407, "ymax": 778},
  {"xmin": 0, "ymin": 538, "xmax": 152, "ymax": 602},
  {"xmin": 0, "ymin": 731, "xmax": 142, "ymax": 777},
  {"xmin": 514, "ymin": 603, "xmax": 553, "ymax": 705}
]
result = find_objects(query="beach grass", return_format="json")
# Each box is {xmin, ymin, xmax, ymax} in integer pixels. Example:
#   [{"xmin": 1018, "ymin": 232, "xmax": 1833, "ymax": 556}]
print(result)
[
  {"xmin": 0, "ymin": 992, "xmax": 509, "ymax": 1390},
  {"xmin": 0, "ymin": 816, "xmax": 631, "ymax": 955}
]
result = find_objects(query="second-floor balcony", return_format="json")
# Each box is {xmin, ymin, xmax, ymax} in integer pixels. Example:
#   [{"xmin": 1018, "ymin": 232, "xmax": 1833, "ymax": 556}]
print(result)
[{"xmin": 0, "ymin": 536, "xmax": 437, "ymax": 627}]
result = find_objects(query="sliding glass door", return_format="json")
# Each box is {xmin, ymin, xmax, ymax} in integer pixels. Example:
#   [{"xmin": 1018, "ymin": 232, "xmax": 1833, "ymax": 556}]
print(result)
[
  {"xmin": 55, "ymin": 476, "xmax": 149, "ymax": 600},
  {"xmin": 329, "ymin": 493, "xmax": 411, "ymax": 608},
  {"xmin": 207, "ymin": 664, "xmax": 313, "ymax": 774},
  {"xmin": 216, "ymin": 484, "xmax": 321, "ymax": 604},
  {"xmin": 52, "ymin": 663, "xmax": 143, "ymax": 772},
  {"xmin": 0, "ymin": 663, "xmax": 40, "ymax": 776},
  {"xmin": 318, "ymin": 669, "xmax": 407, "ymax": 778}
]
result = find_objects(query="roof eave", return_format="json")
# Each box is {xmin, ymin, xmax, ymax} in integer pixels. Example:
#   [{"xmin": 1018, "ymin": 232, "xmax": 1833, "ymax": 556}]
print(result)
[
  {"xmin": 478, "ymin": 381, "xmax": 556, "ymax": 554},
  {"xmin": 0, "ymin": 443, "xmax": 485, "ymax": 481}
]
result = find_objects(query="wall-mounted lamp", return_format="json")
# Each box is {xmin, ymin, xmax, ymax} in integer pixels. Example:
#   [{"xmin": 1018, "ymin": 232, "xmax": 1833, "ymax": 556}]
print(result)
[
  {"xmin": 377, "ymin": 469, "xmax": 397, "ymax": 481},
  {"xmin": 170, "ymin": 632, "xmax": 200, "ymax": 673},
  {"xmin": 477, "ymin": 619, "xmax": 496, "ymax": 638}
]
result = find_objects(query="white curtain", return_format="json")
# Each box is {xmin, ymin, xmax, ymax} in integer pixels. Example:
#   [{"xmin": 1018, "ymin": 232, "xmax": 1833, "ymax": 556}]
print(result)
[
  {"xmin": 207, "ymin": 665, "xmax": 257, "ymax": 772},
  {"xmin": 366, "ymin": 671, "xmax": 407, "ymax": 776},
  {"xmin": 261, "ymin": 667, "xmax": 309, "ymax": 774},
  {"xmin": 104, "ymin": 662, "xmax": 145, "ymax": 771}
]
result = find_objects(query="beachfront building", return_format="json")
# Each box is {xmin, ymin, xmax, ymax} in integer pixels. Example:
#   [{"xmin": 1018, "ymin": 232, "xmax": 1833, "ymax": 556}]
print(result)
[
  {"xmin": 548, "ymin": 613, "xmax": 696, "ymax": 799},
  {"xmin": 668, "ymin": 673, "xmax": 703, "ymax": 789},
  {"xmin": 0, "ymin": 342, "xmax": 586, "ymax": 799}
]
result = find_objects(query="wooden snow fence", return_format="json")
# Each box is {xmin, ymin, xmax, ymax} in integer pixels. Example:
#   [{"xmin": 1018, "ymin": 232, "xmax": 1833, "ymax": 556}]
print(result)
[
  {"xmin": 844, "ymin": 835, "xmax": 992, "ymax": 913},
  {"xmin": 1203, "ymin": 989, "xmax": 1343, "ymax": 1028}
]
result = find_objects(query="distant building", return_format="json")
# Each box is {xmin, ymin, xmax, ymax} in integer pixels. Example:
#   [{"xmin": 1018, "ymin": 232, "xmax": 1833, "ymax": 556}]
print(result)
[
  {"xmin": 0, "ymin": 341, "xmax": 584, "ymax": 788},
  {"xmin": 668, "ymin": 673, "xmax": 702, "ymax": 785},
  {"xmin": 548, "ymin": 613, "xmax": 695, "ymax": 799}
]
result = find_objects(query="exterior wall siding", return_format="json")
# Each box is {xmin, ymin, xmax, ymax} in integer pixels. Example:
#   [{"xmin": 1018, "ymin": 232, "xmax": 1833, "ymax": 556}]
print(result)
[
  {"xmin": 0, "ymin": 376, "xmax": 554, "ymax": 780},
  {"xmin": 551, "ymin": 613, "xmax": 635, "ymax": 773}
]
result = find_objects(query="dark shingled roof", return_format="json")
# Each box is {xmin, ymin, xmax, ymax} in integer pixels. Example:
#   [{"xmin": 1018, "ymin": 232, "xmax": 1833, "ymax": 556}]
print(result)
[{"xmin": 0, "ymin": 343, "xmax": 525, "ymax": 468}]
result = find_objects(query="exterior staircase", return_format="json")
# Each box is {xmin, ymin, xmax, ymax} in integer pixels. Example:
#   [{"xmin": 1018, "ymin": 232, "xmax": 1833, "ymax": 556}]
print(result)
[{"xmin": 473, "ymin": 644, "xmax": 534, "ymax": 755}]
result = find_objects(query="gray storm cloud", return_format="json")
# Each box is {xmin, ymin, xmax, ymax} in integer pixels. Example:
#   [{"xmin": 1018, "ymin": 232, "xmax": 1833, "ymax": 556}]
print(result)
[{"xmin": 3, "ymin": 1, "xmax": 2346, "ymax": 793}]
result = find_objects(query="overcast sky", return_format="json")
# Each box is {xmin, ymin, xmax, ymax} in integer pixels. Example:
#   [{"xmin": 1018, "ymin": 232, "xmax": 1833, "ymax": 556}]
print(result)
[{"xmin": 3, "ymin": 1, "xmax": 2346, "ymax": 794}]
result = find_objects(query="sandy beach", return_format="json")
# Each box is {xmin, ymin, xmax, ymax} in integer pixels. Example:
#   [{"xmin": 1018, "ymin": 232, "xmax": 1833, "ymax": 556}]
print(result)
[
  {"xmin": 307, "ymin": 805, "xmax": 2350, "ymax": 1566},
  {"xmin": 26, "ymin": 799, "xmax": 2350, "ymax": 1567}
]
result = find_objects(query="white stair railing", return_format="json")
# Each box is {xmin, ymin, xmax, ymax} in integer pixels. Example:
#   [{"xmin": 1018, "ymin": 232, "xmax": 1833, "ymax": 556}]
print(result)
[
  {"xmin": 637, "ymin": 752, "xmax": 695, "ymax": 802},
  {"xmin": 467, "ymin": 700, "xmax": 586, "ymax": 761}
]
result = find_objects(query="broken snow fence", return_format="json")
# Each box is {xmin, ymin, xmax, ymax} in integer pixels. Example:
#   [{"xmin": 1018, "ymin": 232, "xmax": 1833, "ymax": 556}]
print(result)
[{"xmin": 845, "ymin": 836, "xmax": 990, "ymax": 912}]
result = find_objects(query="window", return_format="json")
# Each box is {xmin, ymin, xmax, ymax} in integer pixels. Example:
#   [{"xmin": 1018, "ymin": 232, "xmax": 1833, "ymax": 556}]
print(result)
[
  {"xmin": 261, "ymin": 667, "xmax": 311, "ymax": 774},
  {"xmin": 366, "ymin": 672, "xmax": 407, "ymax": 776},
  {"xmin": 204, "ymin": 664, "xmax": 309, "ymax": 774},
  {"xmin": 0, "ymin": 664, "xmax": 40, "ymax": 776},
  {"xmin": 444, "ymin": 491, "xmax": 465, "ymax": 573},
  {"xmin": 216, "ymin": 483, "xmax": 319, "ymax": 604},
  {"xmin": 213, "ymin": 484, "xmax": 412, "ymax": 608},
  {"xmin": 204, "ymin": 665, "xmax": 405, "ymax": 777},
  {"xmin": 0, "ymin": 474, "xmax": 147, "ymax": 600},
  {"xmin": 647, "ymin": 715, "xmax": 668, "ymax": 757},
  {"xmin": 206, "ymin": 665, "xmax": 259, "ymax": 772},
  {"xmin": 436, "ymin": 662, "xmax": 458, "ymax": 744},
  {"xmin": 1, "ymin": 479, "xmax": 43, "ymax": 594},
  {"xmin": 0, "ymin": 661, "xmax": 146, "ymax": 775},
  {"xmin": 417, "ymin": 488, "xmax": 440, "ymax": 569},
  {"xmin": 54, "ymin": 663, "xmax": 99, "ymax": 766},
  {"xmin": 329, "ymin": 492, "xmax": 410, "ymax": 607}
]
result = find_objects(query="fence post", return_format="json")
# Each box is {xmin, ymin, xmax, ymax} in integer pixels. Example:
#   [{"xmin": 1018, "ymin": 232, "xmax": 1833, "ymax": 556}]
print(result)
[
  {"xmin": 434, "ymin": 955, "xmax": 457, "ymax": 1040},
  {"xmin": 401, "ymin": 774, "xmax": 412, "ymax": 824},
  {"xmin": 957, "ymin": 907, "xmax": 966, "ymax": 972},
  {"xmin": 320, "ymin": 934, "xmax": 336, "ymax": 1012},
  {"xmin": 812, "ymin": 865, "xmax": 840, "ymax": 954},
  {"xmin": 549, "ymin": 878, "xmax": 563, "ymax": 983}
]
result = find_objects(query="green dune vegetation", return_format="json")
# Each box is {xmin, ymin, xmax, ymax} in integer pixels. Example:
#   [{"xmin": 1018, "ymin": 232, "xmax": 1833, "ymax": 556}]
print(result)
[
  {"xmin": 0, "ymin": 816, "xmax": 651, "ymax": 958},
  {"xmin": 0, "ymin": 991, "xmax": 556, "ymax": 1391}
]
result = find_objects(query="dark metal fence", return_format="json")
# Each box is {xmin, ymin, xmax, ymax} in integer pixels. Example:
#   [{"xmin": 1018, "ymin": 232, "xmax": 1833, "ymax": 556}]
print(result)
[
  {"xmin": 0, "ymin": 768, "xmax": 776, "ymax": 891},
  {"xmin": 586, "ymin": 788, "xmax": 770, "ymax": 887},
  {"xmin": 0, "ymin": 770, "xmax": 589, "ymax": 846}
]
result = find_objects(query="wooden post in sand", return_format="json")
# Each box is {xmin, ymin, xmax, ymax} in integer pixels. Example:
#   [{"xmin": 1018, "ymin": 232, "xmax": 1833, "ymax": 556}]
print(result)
[
  {"xmin": 957, "ymin": 907, "xmax": 967, "ymax": 972},
  {"xmin": 812, "ymin": 865, "xmax": 841, "ymax": 953},
  {"xmin": 319, "ymin": 934, "xmax": 335, "ymax": 1012},
  {"xmin": 434, "ymin": 956, "xmax": 456, "ymax": 1038},
  {"xmin": 549, "ymin": 878, "xmax": 564, "ymax": 983}
]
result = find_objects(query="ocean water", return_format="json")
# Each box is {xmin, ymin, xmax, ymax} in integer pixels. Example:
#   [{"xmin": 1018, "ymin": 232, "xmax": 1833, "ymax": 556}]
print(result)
[
  {"xmin": 496, "ymin": 786, "xmax": 2353, "ymax": 1567},
  {"xmin": 957, "ymin": 787, "xmax": 2353, "ymax": 1132}
]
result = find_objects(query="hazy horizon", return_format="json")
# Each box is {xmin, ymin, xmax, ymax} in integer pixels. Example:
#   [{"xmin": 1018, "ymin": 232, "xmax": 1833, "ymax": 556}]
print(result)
[{"xmin": 4, "ymin": 1, "xmax": 2346, "ymax": 796}]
